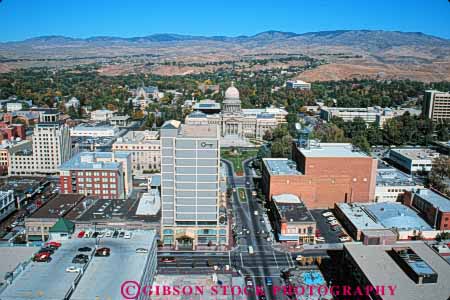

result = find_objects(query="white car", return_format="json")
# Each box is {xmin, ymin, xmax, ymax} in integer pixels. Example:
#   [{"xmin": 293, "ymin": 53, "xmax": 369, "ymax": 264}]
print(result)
[
  {"xmin": 254, "ymin": 211, "xmax": 258, "ymax": 216},
  {"xmin": 329, "ymin": 220, "xmax": 339, "ymax": 226},
  {"xmin": 322, "ymin": 211, "xmax": 333, "ymax": 217},
  {"xmin": 136, "ymin": 248, "xmax": 148, "ymax": 253},
  {"xmin": 327, "ymin": 216, "xmax": 336, "ymax": 221},
  {"xmin": 66, "ymin": 266, "xmax": 82, "ymax": 273},
  {"xmin": 98, "ymin": 232, "xmax": 105, "ymax": 238},
  {"xmin": 105, "ymin": 231, "xmax": 112, "ymax": 238},
  {"xmin": 84, "ymin": 231, "xmax": 91, "ymax": 238},
  {"xmin": 124, "ymin": 232, "xmax": 132, "ymax": 239},
  {"xmin": 316, "ymin": 237, "xmax": 325, "ymax": 243},
  {"xmin": 339, "ymin": 236, "xmax": 351, "ymax": 242}
]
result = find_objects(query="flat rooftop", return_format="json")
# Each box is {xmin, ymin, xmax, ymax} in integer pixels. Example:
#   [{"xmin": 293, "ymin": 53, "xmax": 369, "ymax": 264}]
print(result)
[
  {"xmin": 71, "ymin": 231, "xmax": 156, "ymax": 300},
  {"xmin": 29, "ymin": 194, "xmax": 85, "ymax": 219},
  {"xmin": 179, "ymin": 124, "xmax": 219, "ymax": 138},
  {"xmin": 390, "ymin": 148, "xmax": 439, "ymax": 160},
  {"xmin": 365, "ymin": 202, "xmax": 432, "ymax": 231},
  {"xmin": 0, "ymin": 231, "xmax": 156, "ymax": 300},
  {"xmin": 59, "ymin": 152, "xmax": 122, "ymax": 171},
  {"xmin": 275, "ymin": 201, "xmax": 315, "ymax": 223},
  {"xmin": 0, "ymin": 247, "xmax": 39, "ymax": 285},
  {"xmin": 344, "ymin": 242, "xmax": 450, "ymax": 300},
  {"xmin": 337, "ymin": 203, "xmax": 385, "ymax": 230},
  {"xmin": 298, "ymin": 143, "xmax": 369, "ymax": 158},
  {"xmin": 263, "ymin": 158, "xmax": 301, "ymax": 175},
  {"xmin": 376, "ymin": 168, "xmax": 416, "ymax": 187},
  {"xmin": 414, "ymin": 189, "xmax": 450, "ymax": 212}
]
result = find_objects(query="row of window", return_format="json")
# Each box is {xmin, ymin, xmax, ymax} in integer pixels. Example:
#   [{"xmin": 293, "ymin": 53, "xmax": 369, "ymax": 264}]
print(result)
[{"xmin": 77, "ymin": 177, "xmax": 116, "ymax": 183}]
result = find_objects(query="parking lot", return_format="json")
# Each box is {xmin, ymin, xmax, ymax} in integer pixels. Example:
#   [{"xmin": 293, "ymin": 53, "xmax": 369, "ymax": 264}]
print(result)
[{"xmin": 310, "ymin": 209, "xmax": 350, "ymax": 243}]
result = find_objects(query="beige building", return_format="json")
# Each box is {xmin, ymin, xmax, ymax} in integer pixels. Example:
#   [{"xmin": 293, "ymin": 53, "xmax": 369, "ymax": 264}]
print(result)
[
  {"xmin": 424, "ymin": 90, "xmax": 450, "ymax": 122},
  {"xmin": 9, "ymin": 111, "xmax": 72, "ymax": 176},
  {"xmin": 185, "ymin": 83, "xmax": 287, "ymax": 143},
  {"xmin": 112, "ymin": 130, "xmax": 161, "ymax": 175},
  {"xmin": 0, "ymin": 140, "xmax": 31, "ymax": 175}
]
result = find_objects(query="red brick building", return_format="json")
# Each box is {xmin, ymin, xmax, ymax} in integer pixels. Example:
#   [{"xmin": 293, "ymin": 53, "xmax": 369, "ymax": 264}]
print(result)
[
  {"xmin": 0, "ymin": 122, "xmax": 26, "ymax": 142},
  {"xmin": 262, "ymin": 143, "xmax": 377, "ymax": 208},
  {"xmin": 403, "ymin": 189, "xmax": 450, "ymax": 230}
]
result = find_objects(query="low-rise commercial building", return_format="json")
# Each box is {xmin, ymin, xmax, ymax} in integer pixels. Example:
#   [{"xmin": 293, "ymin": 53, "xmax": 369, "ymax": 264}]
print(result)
[
  {"xmin": 335, "ymin": 202, "xmax": 436, "ymax": 241},
  {"xmin": 70, "ymin": 124, "xmax": 119, "ymax": 138},
  {"xmin": 375, "ymin": 160, "xmax": 423, "ymax": 202},
  {"xmin": 25, "ymin": 194, "xmax": 85, "ymax": 242},
  {"xmin": 268, "ymin": 194, "xmax": 316, "ymax": 245},
  {"xmin": 0, "ymin": 190, "xmax": 15, "ymax": 222},
  {"xmin": 262, "ymin": 142, "xmax": 377, "ymax": 208},
  {"xmin": 0, "ymin": 140, "xmax": 31, "ymax": 175},
  {"xmin": 389, "ymin": 148, "xmax": 439, "ymax": 173},
  {"xmin": 339, "ymin": 242, "xmax": 450, "ymax": 300},
  {"xmin": 59, "ymin": 152, "xmax": 132, "ymax": 199},
  {"xmin": 286, "ymin": 80, "xmax": 311, "ymax": 90},
  {"xmin": 109, "ymin": 115, "xmax": 130, "ymax": 127},
  {"xmin": 112, "ymin": 130, "xmax": 161, "ymax": 175},
  {"xmin": 90, "ymin": 109, "xmax": 115, "ymax": 121},
  {"xmin": 403, "ymin": 189, "xmax": 450, "ymax": 231}
]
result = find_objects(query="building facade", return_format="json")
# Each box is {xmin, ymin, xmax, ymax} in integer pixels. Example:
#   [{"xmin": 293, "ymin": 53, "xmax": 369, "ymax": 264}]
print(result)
[
  {"xmin": 70, "ymin": 125, "xmax": 119, "ymax": 138},
  {"xmin": 90, "ymin": 109, "xmax": 115, "ymax": 121},
  {"xmin": 9, "ymin": 111, "xmax": 72, "ymax": 176},
  {"xmin": 403, "ymin": 189, "xmax": 450, "ymax": 231},
  {"xmin": 0, "ymin": 190, "xmax": 15, "ymax": 222},
  {"xmin": 59, "ymin": 152, "xmax": 132, "ymax": 199},
  {"xmin": 160, "ymin": 121, "xmax": 228, "ymax": 249},
  {"xmin": 286, "ymin": 80, "xmax": 311, "ymax": 90},
  {"xmin": 424, "ymin": 90, "xmax": 450, "ymax": 122},
  {"xmin": 262, "ymin": 143, "xmax": 378, "ymax": 209},
  {"xmin": 112, "ymin": 130, "xmax": 161, "ymax": 175},
  {"xmin": 389, "ymin": 148, "xmax": 439, "ymax": 173}
]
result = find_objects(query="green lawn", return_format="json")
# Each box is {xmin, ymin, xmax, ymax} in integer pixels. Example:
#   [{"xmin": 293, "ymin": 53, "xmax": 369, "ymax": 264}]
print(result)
[
  {"xmin": 221, "ymin": 149, "xmax": 258, "ymax": 175},
  {"xmin": 238, "ymin": 188, "xmax": 247, "ymax": 202}
]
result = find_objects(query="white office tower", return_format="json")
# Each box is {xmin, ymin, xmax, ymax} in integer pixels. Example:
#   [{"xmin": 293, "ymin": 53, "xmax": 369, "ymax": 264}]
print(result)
[{"xmin": 160, "ymin": 120, "xmax": 228, "ymax": 250}]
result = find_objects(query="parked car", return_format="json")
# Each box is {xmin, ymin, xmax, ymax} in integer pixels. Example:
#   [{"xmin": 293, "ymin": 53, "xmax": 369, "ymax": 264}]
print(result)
[
  {"xmin": 38, "ymin": 248, "xmax": 55, "ymax": 254},
  {"xmin": 322, "ymin": 211, "xmax": 333, "ymax": 217},
  {"xmin": 78, "ymin": 247, "xmax": 92, "ymax": 252},
  {"xmin": 45, "ymin": 241, "xmax": 61, "ymax": 248},
  {"xmin": 92, "ymin": 232, "xmax": 99, "ymax": 238},
  {"xmin": 124, "ymin": 232, "xmax": 132, "ymax": 239},
  {"xmin": 265, "ymin": 277, "xmax": 273, "ymax": 286},
  {"xmin": 72, "ymin": 254, "xmax": 89, "ymax": 264},
  {"xmin": 97, "ymin": 232, "xmax": 105, "ymax": 238},
  {"xmin": 316, "ymin": 237, "xmax": 325, "ymax": 243},
  {"xmin": 33, "ymin": 253, "xmax": 51, "ymax": 262},
  {"xmin": 112, "ymin": 230, "xmax": 119, "ymax": 238},
  {"xmin": 339, "ymin": 236, "xmax": 352, "ymax": 242},
  {"xmin": 160, "ymin": 256, "xmax": 176, "ymax": 263},
  {"xmin": 95, "ymin": 247, "xmax": 110, "ymax": 257},
  {"xmin": 65, "ymin": 266, "xmax": 82, "ymax": 273},
  {"xmin": 119, "ymin": 231, "xmax": 125, "ymax": 238},
  {"xmin": 77, "ymin": 231, "xmax": 85, "ymax": 238},
  {"xmin": 84, "ymin": 231, "xmax": 92, "ymax": 238},
  {"xmin": 135, "ymin": 248, "xmax": 148, "ymax": 253},
  {"xmin": 105, "ymin": 231, "xmax": 112, "ymax": 238},
  {"xmin": 245, "ymin": 276, "xmax": 253, "ymax": 288},
  {"xmin": 327, "ymin": 217, "xmax": 337, "ymax": 223},
  {"xmin": 329, "ymin": 220, "xmax": 339, "ymax": 226}
]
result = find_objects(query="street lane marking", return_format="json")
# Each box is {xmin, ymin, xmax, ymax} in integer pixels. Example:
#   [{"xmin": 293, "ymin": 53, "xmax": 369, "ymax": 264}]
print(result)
[
  {"xmin": 240, "ymin": 252, "xmax": 244, "ymax": 267},
  {"xmin": 272, "ymin": 251, "xmax": 279, "ymax": 269}
]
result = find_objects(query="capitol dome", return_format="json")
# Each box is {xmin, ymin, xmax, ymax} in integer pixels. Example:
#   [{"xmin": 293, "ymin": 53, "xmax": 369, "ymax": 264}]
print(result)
[{"xmin": 224, "ymin": 82, "xmax": 239, "ymax": 100}]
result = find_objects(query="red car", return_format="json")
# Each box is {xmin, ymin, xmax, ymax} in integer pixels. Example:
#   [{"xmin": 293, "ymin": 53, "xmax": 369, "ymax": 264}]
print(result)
[
  {"xmin": 33, "ymin": 252, "xmax": 51, "ymax": 262},
  {"xmin": 160, "ymin": 256, "xmax": 176, "ymax": 263},
  {"xmin": 77, "ymin": 231, "xmax": 85, "ymax": 238},
  {"xmin": 315, "ymin": 229, "xmax": 321, "ymax": 237},
  {"xmin": 45, "ymin": 241, "xmax": 61, "ymax": 248}
]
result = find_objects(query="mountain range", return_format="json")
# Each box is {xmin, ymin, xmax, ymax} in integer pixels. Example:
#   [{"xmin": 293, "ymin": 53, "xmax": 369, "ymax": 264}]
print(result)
[{"xmin": 1, "ymin": 30, "xmax": 449, "ymax": 81}]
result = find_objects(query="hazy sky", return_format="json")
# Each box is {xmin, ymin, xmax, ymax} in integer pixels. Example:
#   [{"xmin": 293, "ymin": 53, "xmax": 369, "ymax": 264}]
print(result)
[{"xmin": 1, "ymin": 0, "xmax": 450, "ymax": 42}]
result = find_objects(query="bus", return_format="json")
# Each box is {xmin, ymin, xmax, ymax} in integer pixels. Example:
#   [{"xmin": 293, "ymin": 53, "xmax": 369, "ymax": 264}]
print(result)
[{"xmin": 248, "ymin": 245, "xmax": 254, "ymax": 255}]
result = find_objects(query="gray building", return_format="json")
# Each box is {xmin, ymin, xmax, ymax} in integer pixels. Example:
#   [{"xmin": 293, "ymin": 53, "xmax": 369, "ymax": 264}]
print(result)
[{"xmin": 160, "ymin": 120, "xmax": 228, "ymax": 250}]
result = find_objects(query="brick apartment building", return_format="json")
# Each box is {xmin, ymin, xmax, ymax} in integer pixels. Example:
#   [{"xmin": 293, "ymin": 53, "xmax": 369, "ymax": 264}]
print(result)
[
  {"xmin": 262, "ymin": 142, "xmax": 377, "ymax": 208},
  {"xmin": 403, "ymin": 189, "xmax": 450, "ymax": 230}
]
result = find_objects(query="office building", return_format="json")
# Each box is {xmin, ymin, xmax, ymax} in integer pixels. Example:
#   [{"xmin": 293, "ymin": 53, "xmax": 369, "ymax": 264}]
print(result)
[
  {"xmin": 339, "ymin": 242, "xmax": 450, "ymax": 300},
  {"xmin": 262, "ymin": 143, "xmax": 377, "ymax": 208},
  {"xmin": 389, "ymin": 148, "xmax": 439, "ymax": 173},
  {"xmin": 286, "ymin": 80, "xmax": 311, "ymax": 90},
  {"xmin": 403, "ymin": 189, "xmax": 450, "ymax": 230},
  {"xmin": 160, "ymin": 120, "xmax": 228, "ymax": 250},
  {"xmin": 424, "ymin": 90, "xmax": 450, "ymax": 122},
  {"xmin": 112, "ymin": 130, "xmax": 161, "ymax": 175},
  {"xmin": 59, "ymin": 152, "xmax": 132, "ymax": 199},
  {"xmin": 0, "ymin": 190, "xmax": 15, "ymax": 222},
  {"xmin": 8, "ymin": 111, "xmax": 72, "ymax": 176},
  {"xmin": 0, "ymin": 140, "xmax": 31, "ymax": 175}
]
